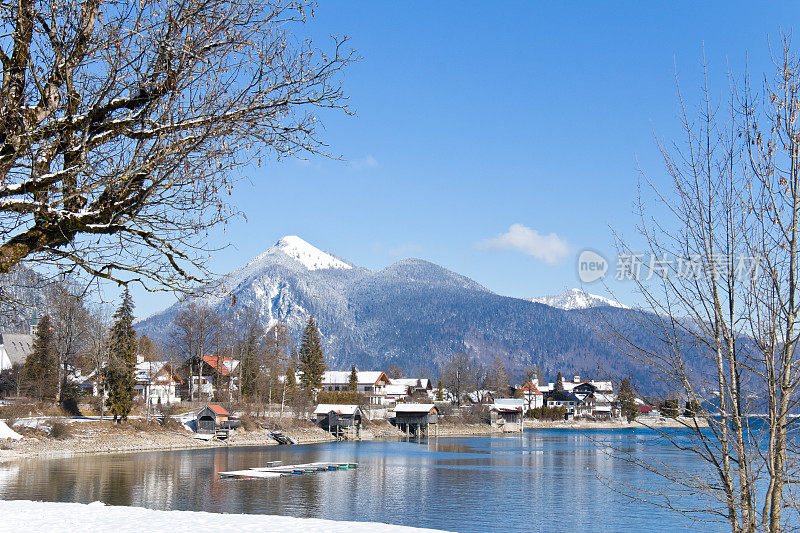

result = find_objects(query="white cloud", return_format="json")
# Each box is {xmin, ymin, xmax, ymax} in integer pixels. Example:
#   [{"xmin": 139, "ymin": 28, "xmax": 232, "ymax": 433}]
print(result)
[
  {"xmin": 478, "ymin": 223, "xmax": 570, "ymax": 265},
  {"xmin": 348, "ymin": 155, "xmax": 379, "ymax": 169}
]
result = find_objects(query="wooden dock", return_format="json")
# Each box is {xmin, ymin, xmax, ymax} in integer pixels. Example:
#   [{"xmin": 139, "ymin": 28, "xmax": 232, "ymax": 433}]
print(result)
[{"xmin": 218, "ymin": 461, "xmax": 357, "ymax": 479}]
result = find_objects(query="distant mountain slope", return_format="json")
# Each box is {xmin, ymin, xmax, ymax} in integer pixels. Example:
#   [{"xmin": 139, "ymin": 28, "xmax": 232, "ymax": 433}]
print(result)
[
  {"xmin": 530, "ymin": 288, "xmax": 628, "ymax": 310},
  {"xmin": 135, "ymin": 236, "xmax": 705, "ymax": 393}
]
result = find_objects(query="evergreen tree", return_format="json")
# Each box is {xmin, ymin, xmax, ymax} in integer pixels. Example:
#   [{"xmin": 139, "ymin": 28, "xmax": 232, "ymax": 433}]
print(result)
[
  {"xmin": 105, "ymin": 289, "xmax": 137, "ymax": 422},
  {"xmin": 618, "ymin": 377, "xmax": 638, "ymax": 422},
  {"xmin": 348, "ymin": 365, "xmax": 358, "ymax": 391},
  {"xmin": 436, "ymin": 380, "xmax": 444, "ymax": 402},
  {"xmin": 298, "ymin": 316, "xmax": 325, "ymax": 392},
  {"xmin": 285, "ymin": 364, "xmax": 297, "ymax": 389},
  {"xmin": 555, "ymin": 371, "xmax": 564, "ymax": 392},
  {"xmin": 23, "ymin": 315, "xmax": 57, "ymax": 400}
]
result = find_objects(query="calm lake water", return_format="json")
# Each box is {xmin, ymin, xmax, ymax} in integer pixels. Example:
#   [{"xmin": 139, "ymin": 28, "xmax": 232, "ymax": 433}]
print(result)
[{"xmin": 0, "ymin": 429, "xmax": 729, "ymax": 532}]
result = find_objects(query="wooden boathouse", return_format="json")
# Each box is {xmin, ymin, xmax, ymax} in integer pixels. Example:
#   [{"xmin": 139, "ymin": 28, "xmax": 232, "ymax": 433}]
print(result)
[
  {"xmin": 196, "ymin": 404, "xmax": 240, "ymax": 439},
  {"xmin": 490, "ymin": 399, "xmax": 524, "ymax": 432},
  {"xmin": 314, "ymin": 404, "xmax": 363, "ymax": 440},
  {"xmin": 394, "ymin": 403, "xmax": 438, "ymax": 437}
]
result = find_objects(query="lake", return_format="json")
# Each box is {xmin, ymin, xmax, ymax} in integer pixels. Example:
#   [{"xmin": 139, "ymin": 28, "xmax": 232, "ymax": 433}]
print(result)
[{"xmin": 0, "ymin": 429, "xmax": 728, "ymax": 532}]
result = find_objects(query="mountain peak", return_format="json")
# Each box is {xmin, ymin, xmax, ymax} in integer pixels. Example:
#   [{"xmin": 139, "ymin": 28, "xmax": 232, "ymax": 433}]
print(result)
[
  {"xmin": 273, "ymin": 235, "xmax": 352, "ymax": 271},
  {"xmin": 530, "ymin": 288, "xmax": 627, "ymax": 310}
]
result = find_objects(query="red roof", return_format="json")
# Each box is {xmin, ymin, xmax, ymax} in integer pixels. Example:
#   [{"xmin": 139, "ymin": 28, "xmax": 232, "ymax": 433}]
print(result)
[
  {"xmin": 522, "ymin": 382, "xmax": 542, "ymax": 394},
  {"xmin": 207, "ymin": 404, "xmax": 230, "ymax": 416},
  {"xmin": 203, "ymin": 355, "xmax": 237, "ymax": 376},
  {"xmin": 639, "ymin": 405, "xmax": 657, "ymax": 413}
]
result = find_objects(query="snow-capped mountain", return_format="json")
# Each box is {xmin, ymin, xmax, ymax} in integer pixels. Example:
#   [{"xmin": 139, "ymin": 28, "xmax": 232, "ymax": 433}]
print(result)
[
  {"xmin": 530, "ymin": 288, "xmax": 628, "ymax": 311},
  {"xmin": 251, "ymin": 236, "xmax": 352, "ymax": 272},
  {"xmin": 136, "ymin": 236, "xmax": 703, "ymax": 392}
]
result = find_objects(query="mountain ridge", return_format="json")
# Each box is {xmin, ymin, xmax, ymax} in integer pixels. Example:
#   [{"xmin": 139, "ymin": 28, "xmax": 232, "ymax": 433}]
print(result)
[{"xmin": 135, "ymin": 236, "xmax": 694, "ymax": 392}]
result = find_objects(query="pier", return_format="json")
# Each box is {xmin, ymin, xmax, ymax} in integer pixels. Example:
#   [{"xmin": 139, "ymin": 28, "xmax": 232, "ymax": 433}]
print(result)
[{"xmin": 218, "ymin": 461, "xmax": 358, "ymax": 479}]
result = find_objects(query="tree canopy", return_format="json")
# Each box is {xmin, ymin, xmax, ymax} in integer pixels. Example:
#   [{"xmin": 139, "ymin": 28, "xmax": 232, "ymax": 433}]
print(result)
[{"xmin": 0, "ymin": 0, "xmax": 352, "ymax": 292}]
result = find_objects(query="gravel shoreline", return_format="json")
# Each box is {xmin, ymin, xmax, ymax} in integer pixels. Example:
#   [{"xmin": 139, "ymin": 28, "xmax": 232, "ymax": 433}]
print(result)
[{"xmin": 0, "ymin": 416, "xmax": 707, "ymax": 464}]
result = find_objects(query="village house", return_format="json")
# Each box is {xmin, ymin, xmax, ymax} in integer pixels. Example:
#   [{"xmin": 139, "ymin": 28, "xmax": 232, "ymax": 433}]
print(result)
[
  {"xmin": 190, "ymin": 375, "xmax": 214, "ymax": 399},
  {"xmin": 545, "ymin": 390, "xmax": 582, "ymax": 418},
  {"xmin": 201, "ymin": 355, "xmax": 240, "ymax": 391},
  {"xmin": 321, "ymin": 370, "xmax": 391, "ymax": 405},
  {"xmin": 0, "ymin": 332, "xmax": 33, "ymax": 372},
  {"xmin": 521, "ymin": 381, "xmax": 544, "ymax": 410},
  {"xmin": 383, "ymin": 383, "xmax": 410, "ymax": 404},
  {"xmin": 133, "ymin": 356, "xmax": 182, "ymax": 405},
  {"xmin": 390, "ymin": 378, "xmax": 433, "ymax": 397},
  {"xmin": 383, "ymin": 378, "xmax": 433, "ymax": 404}
]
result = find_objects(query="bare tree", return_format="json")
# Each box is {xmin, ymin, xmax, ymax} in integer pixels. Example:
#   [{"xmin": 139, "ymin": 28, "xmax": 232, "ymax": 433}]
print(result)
[
  {"xmin": 0, "ymin": 0, "xmax": 353, "ymax": 292},
  {"xmin": 47, "ymin": 278, "xmax": 90, "ymax": 402},
  {"xmin": 486, "ymin": 355, "xmax": 510, "ymax": 397},
  {"xmin": 595, "ymin": 38, "xmax": 800, "ymax": 532},
  {"xmin": 171, "ymin": 302, "xmax": 216, "ymax": 401},
  {"xmin": 440, "ymin": 352, "xmax": 472, "ymax": 406}
]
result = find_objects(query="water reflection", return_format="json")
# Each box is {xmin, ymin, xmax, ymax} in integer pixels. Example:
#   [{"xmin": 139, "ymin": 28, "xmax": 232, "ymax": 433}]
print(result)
[{"xmin": 0, "ymin": 430, "xmax": 726, "ymax": 532}]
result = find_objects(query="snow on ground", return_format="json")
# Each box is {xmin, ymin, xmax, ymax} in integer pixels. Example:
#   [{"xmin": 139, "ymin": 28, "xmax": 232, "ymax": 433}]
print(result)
[
  {"xmin": 0, "ymin": 500, "xmax": 450, "ymax": 533},
  {"xmin": 0, "ymin": 421, "xmax": 21, "ymax": 440}
]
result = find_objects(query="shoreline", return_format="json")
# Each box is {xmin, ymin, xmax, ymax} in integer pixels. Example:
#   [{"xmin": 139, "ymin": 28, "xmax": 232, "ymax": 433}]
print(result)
[{"xmin": 0, "ymin": 416, "xmax": 707, "ymax": 465}]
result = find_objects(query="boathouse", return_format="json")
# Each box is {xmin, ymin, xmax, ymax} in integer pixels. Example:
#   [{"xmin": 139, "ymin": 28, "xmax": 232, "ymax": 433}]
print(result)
[
  {"xmin": 197, "ymin": 404, "xmax": 230, "ymax": 434},
  {"xmin": 490, "ymin": 399, "xmax": 524, "ymax": 431},
  {"xmin": 394, "ymin": 403, "xmax": 438, "ymax": 437},
  {"xmin": 314, "ymin": 404, "xmax": 363, "ymax": 440}
]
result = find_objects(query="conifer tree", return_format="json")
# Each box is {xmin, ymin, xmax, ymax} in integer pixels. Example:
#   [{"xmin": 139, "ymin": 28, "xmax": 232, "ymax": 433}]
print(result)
[
  {"xmin": 618, "ymin": 377, "xmax": 638, "ymax": 422},
  {"xmin": 436, "ymin": 381, "xmax": 444, "ymax": 402},
  {"xmin": 348, "ymin": 365, "xmax": 358, "ymax": 391},
  {"xmin": 285, "ymin": 364, "xmax": 297, "ymax": 389},
  {"xmin": 24, "ymin": 315, "xmax": 58, "ymax": 400},
  {"xmin": 105, "ymin": 289, "xmax": 137, "ymax": 422},
  {"xmin": 555, "ymin": 371, "xmax": 564, "ymax": 392},
  {"xmin": 298, "ymin": 317, "xmax": 326, "ymax": 392}
]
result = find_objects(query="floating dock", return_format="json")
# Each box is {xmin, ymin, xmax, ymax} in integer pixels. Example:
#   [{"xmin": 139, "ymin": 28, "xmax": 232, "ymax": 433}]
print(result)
[{"xmin": 218, "ymin": 461, "xmax": 357, "ymax": 479}]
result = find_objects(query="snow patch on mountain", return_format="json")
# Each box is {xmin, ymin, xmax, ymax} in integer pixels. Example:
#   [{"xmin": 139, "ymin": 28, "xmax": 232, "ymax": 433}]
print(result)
[
  {"xmin": 274, "ymin": 235, "xmax": 352, "ymax": 271},
  {"xmin": 240, "ymin": 235, "xmax": 352, "ymax": 275},
  {"xmin": 530, "ymin": 288, "xmax": 627, "ymax": 310}
]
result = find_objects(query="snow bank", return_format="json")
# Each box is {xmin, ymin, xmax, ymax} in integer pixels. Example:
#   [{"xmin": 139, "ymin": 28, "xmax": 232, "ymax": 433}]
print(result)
[
  {"xmin": 0, "ymin": 421, "xmax": 21, "ymax": 440},
  {"xmin": 0, "ymin": 500, "xmax": 451, "ymax": 532}
]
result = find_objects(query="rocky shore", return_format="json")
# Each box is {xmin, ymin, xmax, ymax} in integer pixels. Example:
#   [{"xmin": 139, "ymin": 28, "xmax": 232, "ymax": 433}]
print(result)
[
  {"xmin": 0, "ymin": 420, "xmax": 335, "ymax": 464},
  {"xmin": 0, "ymin": 415, "xmax": 708, "ymax": 464}
]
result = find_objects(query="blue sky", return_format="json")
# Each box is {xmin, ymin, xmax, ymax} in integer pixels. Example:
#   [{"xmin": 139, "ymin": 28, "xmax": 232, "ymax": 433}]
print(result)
[{"xmin": 130, "ymin": 1, "xmax": 800, "ymax": 317}]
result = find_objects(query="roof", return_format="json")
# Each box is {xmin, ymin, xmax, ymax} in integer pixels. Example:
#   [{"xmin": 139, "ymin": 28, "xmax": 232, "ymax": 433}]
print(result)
[
  {"xmin": 394, "ymin": 403, "xmax": 437, "ymax": 414},
  {"xmin": 391, "ymin": 378, "xmax": 431, "ymax": 390},
  {"xmin": 492, "ymin": 398, "xmax": 524, "ymax": 412},
  {"xmin": 522, "ymin": 381, "xmax": 543, "ymax": 394},
  {"xmin": 202, "ymin": 355, "xmax": 239, "ymax": 376},
  {"xmin": 322, "ymin": 371, "xmax": 390, "ymax": 387},
  {"xmin": 546, "ymin": 390, "xmax": 581, "ymax": 403},
  {"xmin": 0, "ymin": 333, "xmax": 33, "ymax": 366},
  {"xmin": 639, "ymin": 405, "xmax": 658, "ymax": 413},
  {"xmin": 206, "ymin": 404, "xmax": 230, "ymax": 416},
  {"xmin": 314, "ymin": 404, "xmax": 361, "ymax": 416},
  {"xmin": 135, "ymin": 361, "xmax": 183, "ymax": 384},
  {"xmin": 384, "ymin": 384, "xmax": 410, "ymax": 396}
]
